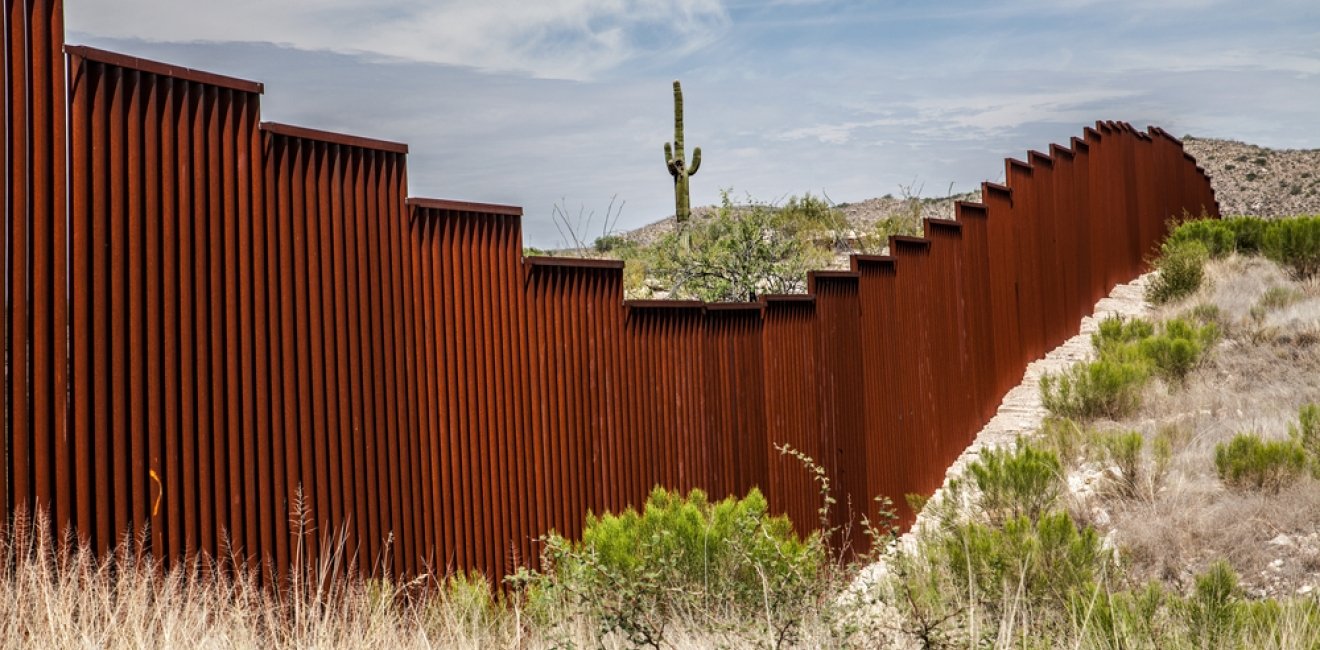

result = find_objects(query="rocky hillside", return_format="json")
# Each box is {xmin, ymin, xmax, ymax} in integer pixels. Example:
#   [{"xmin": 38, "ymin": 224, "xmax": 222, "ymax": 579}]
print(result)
[
  {"xmin": 616, "ymin": 136, "xmax": 1318, "ymax": 246},
  {"xmin": 1183, "ymin": 136, "xmax": 1320, "ymax": 217}
]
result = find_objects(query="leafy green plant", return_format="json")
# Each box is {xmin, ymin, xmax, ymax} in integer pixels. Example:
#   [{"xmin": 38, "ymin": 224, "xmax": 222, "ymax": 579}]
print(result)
[
  {"xmin": 1186, "ymin": 560, "xmax": 1242, "ymax": 649},
  {"xmin": 926, "ymin": 512, "xmax": 1110, "ymax": 640},
  {"xmin": 648, "ymin": 190, "xmax": 829, "ymax": 301},
  {"xmin": 1223, "ymin": 216, "xmax": 1267, "ymax": 253},
  {"xmin": 1093, "ymin": 430, "xmax": 1145, "ymax": 499},
  {"xmin": 1146, "ymin": 239, "xmax": 1209, "ymax": 304},
  {"xmin": 1041, "ymin": 353, "xmax": 1150, "ymax": 420},
  {"xmin": 1262, "ymin": 215, "xmax": 1320, "ymax": 279},
  {"xmin": 1214, "ymin": 433, "xmax": 1306, "ymax": 494},
  {"xmin": 515, "ymin": 486, "xmax": 825, "ymax": 647},
  {"xmin": 964, "ymin": 440, "xmax": 1062, "ymax": 526},
  {"xmin": 1137, "ymin": 317, "xmax": 1218, "ymax": 384},
  {"xmin": 1290, "ymin": 403, "xmax": 1320, "ymax": 478},
  {"xmin": 1166, "ymin": 218, "xmax": 1235, "ymax": 258}
]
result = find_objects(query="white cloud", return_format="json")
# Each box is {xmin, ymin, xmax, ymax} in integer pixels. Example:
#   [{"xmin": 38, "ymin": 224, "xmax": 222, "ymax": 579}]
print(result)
[{"xmin": 65, "ymin": 0, "xmax": 729, "ymax": 80}]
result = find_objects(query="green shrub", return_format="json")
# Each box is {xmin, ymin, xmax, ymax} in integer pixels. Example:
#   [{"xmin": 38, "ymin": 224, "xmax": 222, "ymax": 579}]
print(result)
[
  {"xmin": 1258, "ymin": 285, "xmax": 1303, "ymax": 312},
  {"xmin": 1290, "ymin": 403, "xmax": 1320, "ymax": 478},
  {"xmin": 1262, "ymin": 215, "xmax": 1320, "ymax": 279},
  {"xmin": 1223, "ymin": 216, "xmax": 1268, "ymax": 253},
  {"xmin": 1146, "ymin": 239, "xmax": 1209, "ymax": 304},
  {"xmin": 1214, "ymin": 433, "xmax": 1306, "ymax": 494},
  {"xmin": 647, "ymin": 190, "xmax": 830, "ymax": 302},
  {"xmin": 965, "ymin": 440, "xmax": 1062, "ymax": 526},
  {"xmin": 1093, "ymin": 430, "xmax": 1144, "ymax": 498},
  {"xmin": 1186, "ymin": 560, "xmax": 1242, "ymax": 649},
  {"xmin": 518, "ymin": 486, "xmax": 823, "ymax": 646},
  {"xmin": 1138, "ymin": 317, "xmax": 1218, "ymax": 384},
  {"xmin": 937, "ymin": 513, "xmax": 1109, "ymax": 630},
  {"xmin": 1166, "ymin": 219, "xmax": 1235, "ymax": 258},
  {"xmin": 1041, "ymin": 352, "xmax": 1149, "ymax": 420},
  {"xmin": 1038, "ymin": 416, "xmax": 1089, "ymax": 469}
]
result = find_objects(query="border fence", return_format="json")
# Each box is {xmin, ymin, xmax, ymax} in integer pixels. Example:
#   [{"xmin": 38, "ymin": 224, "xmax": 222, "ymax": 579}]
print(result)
[{"xmin": 5, "ymin": 0, "xmax": 1218, "ymax": 583}]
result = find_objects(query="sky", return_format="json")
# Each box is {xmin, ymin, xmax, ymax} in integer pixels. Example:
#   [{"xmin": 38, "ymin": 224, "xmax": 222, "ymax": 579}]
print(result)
[{"xmin": 66, "ymin": 0, "xmax": 1320, "ymax": 247}]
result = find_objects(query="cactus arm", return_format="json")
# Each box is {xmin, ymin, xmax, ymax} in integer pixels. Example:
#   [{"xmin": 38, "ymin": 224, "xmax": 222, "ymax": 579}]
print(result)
[
  {"xmin": 673, "ymin": 80, "xmax": 684, "ymax": 154},
  {"xmin": 688, "ymin": 146, "xmax": 701, "ymax": 176},
  {"xmin": 665, "ymin": 142, "xmax": 678, "ymax": 176}
]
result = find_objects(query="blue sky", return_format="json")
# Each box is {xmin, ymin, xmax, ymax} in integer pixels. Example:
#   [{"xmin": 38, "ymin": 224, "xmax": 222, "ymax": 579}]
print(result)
[{"xmin": 67, "ymin": 0, "xmax": 1319, "ymax": 246}]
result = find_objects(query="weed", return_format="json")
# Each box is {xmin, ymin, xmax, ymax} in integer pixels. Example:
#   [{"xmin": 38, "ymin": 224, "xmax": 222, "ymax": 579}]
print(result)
[
  {"xmin": 964, "ymin": 440, "xmax": 1063, "ymax": 526},
  {"xmin": 1289, "ymin": 403, "xmax": 1320, "ymax": 478},
  {"xmin": 1147, "ymin": 239, "xmax": 1209, "ymax": 305},
  {"xmin": 1214, "ymin": 433, "xmax": 1306, "ymax": 494},
  {"xmin": 1262, "ymin": 215, "xmax": 1320, "ymax": 279},
  {"xmin": 1092, "ymin": 430, "xmax": 1145, "ymax": 499}
]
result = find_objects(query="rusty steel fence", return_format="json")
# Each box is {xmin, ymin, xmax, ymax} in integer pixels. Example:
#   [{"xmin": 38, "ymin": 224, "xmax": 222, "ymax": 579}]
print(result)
[{"xmin": 5, "ymin": 0, "xmax": 1220, "ymax": 584}]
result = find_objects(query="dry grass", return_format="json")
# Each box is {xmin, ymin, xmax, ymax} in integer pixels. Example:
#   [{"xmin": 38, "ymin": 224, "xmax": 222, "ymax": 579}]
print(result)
[
  {"xmin": 0, "ymin": 511, "xmax": 867, "ymax": 649},
  {"xmin": 1083, "ymin": 254, "xmax": 1320, "ymax": 598}
]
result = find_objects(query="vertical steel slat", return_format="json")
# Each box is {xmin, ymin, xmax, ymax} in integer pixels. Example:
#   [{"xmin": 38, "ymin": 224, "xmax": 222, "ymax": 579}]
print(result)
[
  {"xmin": 143, "ymin": 71, "xmax": 164, "ymax": 560},
  {"xmin": 302, "ymin": 140, "xmax": 331, "ymax": 565},
  {"xmin": 126, "ymin": 68, "xmax": 147, "ymax": 545}
]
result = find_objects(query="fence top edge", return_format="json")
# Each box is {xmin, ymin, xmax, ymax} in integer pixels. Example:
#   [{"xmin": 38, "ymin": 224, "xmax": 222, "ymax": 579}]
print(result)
[
  {"xmin": 809, "ymin": 270, "xmax": 860, "ymax": 280},
  {"xmin": 1050, "ymin": 143, "xmax": 1075, "ymax": 159},
  {"xmin": 890, "ymin": 235, "xmax": 932, "ymax": 251},
  {"xmin": 850, "ymin": 254, "xmax": 896, "ymax": 270},
  {"xmin": 407, "ymin": 197, "xmax": 523, "ymax": 216},
  {"xmin": 761, "ymin": 294, "xmax": 816, "ymax": 304},
  {"xmin": 1028, "ymin": 149, "xmax": 1053, "ymax": 166},
  {"xmin": 261, "ymin": 121, "xmax": 409, "ymax": 154},
  {"xmin": 705, "ymin": 302, "xmax": 765, "ymax": 312},
  {"xmin": 625, "ymin": 299, "xmax": 706, "ymax": 310},
  {"xmin": 524, "ymin": 256, "xmax": 624, "ymax": 271},
  {"xmin": 65, "ymin": 44, "xmax": 265, "ymax": 95},
  {"xmin": 925, "ymin": 217, "xmax": 962, "ymax": 233},
  {"xmin": 1071, "ymin": 137, "xmax": 1090, "ymax": 152},
  {"xmin": 956, "ymin": 200, "xmax": 989, "ymax": 215},
  {"xmin": 1006, "ymin": 157, "xmax": 1032, "ymax": 173},
  {"xmin": 982, "ymin": 182, "xmax": 1012, "ymax": 198}
]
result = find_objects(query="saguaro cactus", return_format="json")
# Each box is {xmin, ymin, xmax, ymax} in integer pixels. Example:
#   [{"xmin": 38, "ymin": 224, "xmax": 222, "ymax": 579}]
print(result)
[{"xmin": 663, "ymin": 80, "xmax": 701, "ymax": 224}]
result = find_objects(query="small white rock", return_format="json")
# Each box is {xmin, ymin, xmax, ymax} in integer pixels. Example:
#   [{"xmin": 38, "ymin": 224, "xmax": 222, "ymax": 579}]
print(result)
[
  {"xmin": 1270, "ymin": 558, "xmax": 1285, "ymax": 570},
  {"xmin": 1298, "ymin": 584, "xmax": 1314, "ymax": 596},
  {"xmin": 1268, "ymin": 534, "xmax": 1295, "ymax": 547}
]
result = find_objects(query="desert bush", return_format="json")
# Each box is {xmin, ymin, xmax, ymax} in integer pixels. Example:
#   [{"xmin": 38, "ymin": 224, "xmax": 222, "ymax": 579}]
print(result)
[
  {"xmin": 1258, "ymin": 285, "xmax": 1303, "ymax": 312},
  {"xmin": 1146, "ymin": 239, "xmax": 1209, "ymax": 304},
  {"xmin": 1082, "ymin": 563, "xmax": 1320, "ymax": 649},
  {"xmin": 1038, "ymin": 416, "xmax": 1090, "ymax": 470},
  {"xmin": 518, "ymin": 486, "xmax": 825, "ymax": 647},
  {"xmin": 1262, "ymin": 215, "xmax": 1320, "ymax": 279},
  {"xmin": 1166, "ymin": 218, "xmax": 1236, "ymax": 258},
  {"xmin": 897, "ymin": 512, "xmax": 1109, "ymax": 644},
  {"xmin": 1223, "ymin": 215, "xmax": 1268, "ymax": 253},
  {"xmin": 1214, "ymin": 433, "xmax": 1306, "ymax": 494},
  {"xmin": 1137, "ymin": 317, "xmax": 1218, "ymax": 384},
  {"xmin": 1043, "ymin": 315, "xmax": 1216, "ymax": 419},
  {"xmin": 1185, "ymin": 560, "xmax": 1242, "ymax": 649},
  {"xmin": 964, "ymin": 440, "xmax": 1062, "ymax": 526},
  {"xmin": 1092, "ymin": 430, "xmax": 1145, "ymax": 499},
  {"xmin": 1290, "ymin": 402, "xmax": 1320, "ymax": 478},
  {"xmin": 647, "ymin": 190, "xmax": 829, "ymax": 302},
  {"xmin": 1041, "ymin": 351, "xmax": 1149, "ymax": 420}
]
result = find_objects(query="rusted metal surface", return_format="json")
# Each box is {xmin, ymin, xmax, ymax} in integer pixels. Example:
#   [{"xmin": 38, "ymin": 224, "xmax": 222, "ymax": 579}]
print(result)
[{"xmin": 7, "ymin": 2, "xmax": 1223, "ymax": 584}]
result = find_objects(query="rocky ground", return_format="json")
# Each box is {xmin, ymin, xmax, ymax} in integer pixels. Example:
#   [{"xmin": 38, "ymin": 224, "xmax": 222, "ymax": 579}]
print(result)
[{"xmin": 1183, "ymin": 136, "xmax": 1320, "ymax": 217}]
